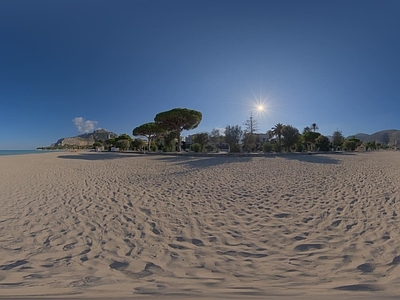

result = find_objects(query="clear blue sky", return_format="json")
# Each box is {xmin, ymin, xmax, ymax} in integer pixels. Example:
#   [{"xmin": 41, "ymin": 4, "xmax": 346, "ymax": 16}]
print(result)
[{"xmin": 1, "ymin": 0, "xmax": 399, "ymax": 149}]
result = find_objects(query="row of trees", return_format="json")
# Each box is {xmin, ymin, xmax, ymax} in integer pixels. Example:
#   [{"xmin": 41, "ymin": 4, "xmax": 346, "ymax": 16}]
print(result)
[
  {"xmin": 38, "ymin": 107, "xmax": 385, "ymax": 153},
  {"xmin": 91, "ymin": 108, "xmax": 202, "ymax": 152},
  {"xmin": 187, "ymin": 119, "xmax": 363, "ymax": 153},
  {"xmin": 93, "ymin": 134, "xmax": 144, "ymax": 151},
  {"xmin": 220, "ymin": 123, "xmax": 331, "ymax": 153},
  {"xmin": 96, "ymin": 109, "xmax": 384, "ymax": 154},
  {"xmin": 97, "ymin": 125, "xmax": 388, "ymax": 153}
]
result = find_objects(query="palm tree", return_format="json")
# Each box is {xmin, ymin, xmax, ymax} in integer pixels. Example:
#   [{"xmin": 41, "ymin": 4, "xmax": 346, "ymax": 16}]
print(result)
[
  {"xmin": 302, "ymin": 126, "xmax": 311, "ymax": 134},
  {"xmin": 272, "ymin": 123, "xmax": 284, "ymax": 144},
  {"xmin": 311, "ymin": 123, "xmax": 319, "ymax": 132}
]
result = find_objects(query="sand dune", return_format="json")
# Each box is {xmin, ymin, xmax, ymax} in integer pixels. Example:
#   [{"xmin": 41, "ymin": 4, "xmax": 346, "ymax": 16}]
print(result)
[{"xmin": 0, "ymin": 151, "xmax": 399, "ymax": 299}]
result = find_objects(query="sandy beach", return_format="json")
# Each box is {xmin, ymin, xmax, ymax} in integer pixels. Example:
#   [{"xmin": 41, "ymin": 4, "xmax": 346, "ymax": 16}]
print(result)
[{"xmin": 0, "ymin": 151, "xmax": 399, "ymax": 299}]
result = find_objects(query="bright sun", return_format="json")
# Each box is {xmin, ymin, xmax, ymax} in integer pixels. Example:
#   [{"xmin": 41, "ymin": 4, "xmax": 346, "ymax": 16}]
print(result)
[
  {"xmin": 257, "ymin": 104, "xmax": 265, "ymax": 111},
  {"xmin": 244, "ymin": 100, "xmax": 269, "ymax": 118}
]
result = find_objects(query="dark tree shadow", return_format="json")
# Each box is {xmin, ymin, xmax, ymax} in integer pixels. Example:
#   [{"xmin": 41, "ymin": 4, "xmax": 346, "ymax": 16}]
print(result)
[
  {"xmin": 57, "ymin": 152, "xmax": 142, "ymax": 160},
  {"xmin": 152, "ymin": 155, "xmax": 254, "ymax": 169},
  {"xmin": 56, "ymin": 151, "xmax": 352, "ymax": 165},
  {"xmin": 281, "ymin": 153, "xmax": 340, "ymax": 164}
]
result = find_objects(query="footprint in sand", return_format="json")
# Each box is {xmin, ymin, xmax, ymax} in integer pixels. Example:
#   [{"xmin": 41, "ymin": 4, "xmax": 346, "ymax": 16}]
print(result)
[
  {"xmin": 62, "ymin": 242, "xmax": 77, "ymax": 251},
  {"xmin": 357, "ymin": 263, "xmax": 375, "ymax": 273},
  {"xmin": 274, "ymin": 213, "xmax": 291, "ymax": 218},
  {"xmin": 109, "ymin": 261, "xmax": 129, "ymax": 271},
  {"xmin": 294, "ymin": 244, "xmax": 324, "ymax": 252},
  {"xmin": 0, "ymin": 260, "xmax": 29, "ymax": 270},
  {"xmin": 389, "ymin": 255, "xmax": 400, "ymax": 265},
  {"xmin": 334, "ymin": 284, "xmax": 383, "ymax": 291}
]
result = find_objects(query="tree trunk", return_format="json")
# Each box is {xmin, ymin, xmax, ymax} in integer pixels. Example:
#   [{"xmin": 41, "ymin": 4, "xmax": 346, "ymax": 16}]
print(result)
[{"xmin": 177, "ymin": 129, "xmax": 182, "ymax": 152}]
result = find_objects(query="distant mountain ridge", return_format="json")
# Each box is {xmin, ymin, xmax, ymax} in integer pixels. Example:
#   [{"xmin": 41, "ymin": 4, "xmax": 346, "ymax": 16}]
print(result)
[
  {"xmin": 52, "ymin": 129, "xmax": 117, "ymax": 147},
  {"xmin": 348, "ymin": 129, "xmax": 400, "ymax": 146}
]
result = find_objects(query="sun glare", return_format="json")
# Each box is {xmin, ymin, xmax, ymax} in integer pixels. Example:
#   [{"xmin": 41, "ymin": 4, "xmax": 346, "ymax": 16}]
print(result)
[
  {"xmin": 250, "ymin": 100, "xmax": 269, "ymax": 118},
  {"xmin": 222, "ymin": 75, "xmax": 280, "ymax": 121}
]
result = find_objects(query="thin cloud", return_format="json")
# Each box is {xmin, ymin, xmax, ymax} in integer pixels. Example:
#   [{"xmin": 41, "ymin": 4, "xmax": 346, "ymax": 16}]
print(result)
[
  {"xmin": 72, "ymin": 117, "xmax": 98, "ymax": 133},
  {"xmin": 214, "ymin": 127, "xmax": 226, "ymax": 136}
]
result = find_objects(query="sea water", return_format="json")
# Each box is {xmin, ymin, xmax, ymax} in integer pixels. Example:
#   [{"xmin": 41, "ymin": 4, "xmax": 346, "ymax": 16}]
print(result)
[{"xmin": 0, "ymin": 150, "xmax": 50, "ymax": 156}]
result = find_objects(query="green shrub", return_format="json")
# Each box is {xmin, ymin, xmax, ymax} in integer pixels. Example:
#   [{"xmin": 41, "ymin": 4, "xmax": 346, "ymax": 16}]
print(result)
[
  {"xmin": 263, "ymin": 142, "xmax": 273, "ymax": 153},
  {"xmin": 229, "ymin": 145, "xmax": 241, "ymax": 153},
  {"xmin": 115, "ymin": 139, "xmax": 130, "ymax": 151},
  {"xmin": 315, "ymin": 135, "xmax": 331, "ymax": 151},
  {"xmin": 273, "ymin": 143, "xmax": 282, "ymax": 153},
  {"xmin": 191, "ymin": 143, "xmax": 201, "ymax": 152},
  {"xmin": 343, "ymin": 140, "xmax": 356, "ymax": 151},
  {"xmin": 151, "ymin": 143, "xmax": 157, "ymax": 152},
  {"xmin": 205, "ymin": 144, "xmax": 215, "ymax": 152},
  {"xmin": 296, "ymin": 143, "xmax": 304, "ymax": 152}
]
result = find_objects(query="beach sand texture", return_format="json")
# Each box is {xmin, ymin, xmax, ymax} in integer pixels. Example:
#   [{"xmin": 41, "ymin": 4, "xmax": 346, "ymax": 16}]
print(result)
[{"xmin": 0, "ymin": 151, "xmax": 399, "ymax": 299}]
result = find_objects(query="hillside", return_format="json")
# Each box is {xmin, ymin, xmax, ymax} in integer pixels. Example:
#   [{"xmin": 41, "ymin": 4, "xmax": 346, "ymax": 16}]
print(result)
[
  {"xmin": 351, "ymin": 133, "xmax": 370, "ymax": 141},
  {"xmin": 52, "ymin": 129, "xmax": 117, "ymax": 147},
  {"xmin": 348, "ymin": 129, "xmax": 400, "ymax": 146}
]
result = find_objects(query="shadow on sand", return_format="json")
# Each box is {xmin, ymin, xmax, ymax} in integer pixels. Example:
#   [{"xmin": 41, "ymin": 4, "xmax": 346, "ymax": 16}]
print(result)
[
  {"xmin": 281, "ymin": 153, "xmax": 341, "ymax": 164},
  {"xmin": 57, "ymin": 152, "xmax": 142, "ymax": 161},
  {"xmin": 282, "ymin": 151, "xmax": 358, "ymax": 164},
  {"xmin": 152, "ymin": 155, "xmax": 254, "ymax": 169},
  {"xmin": 56, "ymin": 151, "xmax": 349, "ymax": 165}
]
